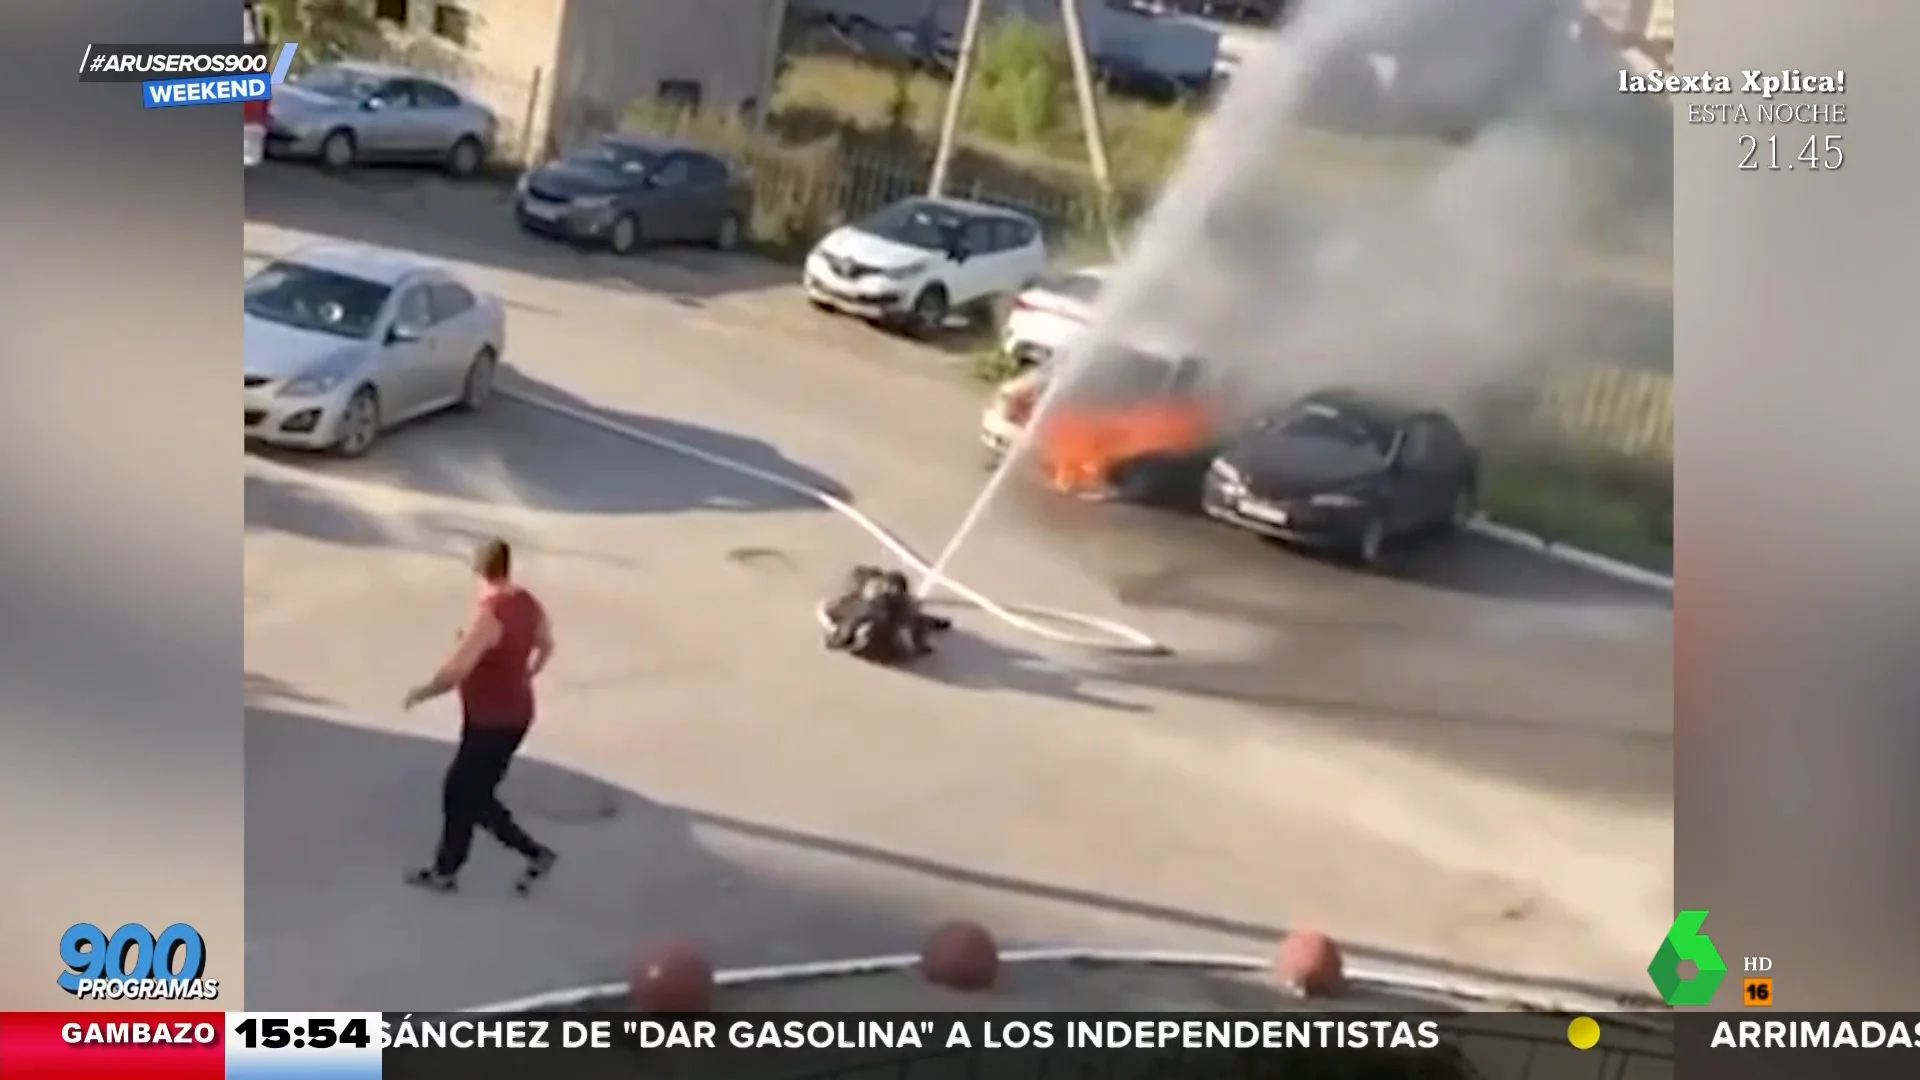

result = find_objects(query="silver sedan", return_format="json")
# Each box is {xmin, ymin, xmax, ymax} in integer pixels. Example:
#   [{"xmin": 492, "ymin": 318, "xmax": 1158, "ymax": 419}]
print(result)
[
  {"xmin": 244, "ymin": 245, "xmax": 505, "ymax": 456},
  {"xmin": 265, "ymin": 61, "xmax": 497, "ymax": 176}
]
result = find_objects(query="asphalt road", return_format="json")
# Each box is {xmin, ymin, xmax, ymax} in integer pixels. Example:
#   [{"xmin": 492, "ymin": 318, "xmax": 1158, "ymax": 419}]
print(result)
[{"xmin": 242, "ymin": 162, "xmax": 1670, "ymax": 1008}]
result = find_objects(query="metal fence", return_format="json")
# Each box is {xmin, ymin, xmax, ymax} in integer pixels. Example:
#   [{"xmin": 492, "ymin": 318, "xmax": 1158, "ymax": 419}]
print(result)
[{"xmin": 1541, "ymin": 366, "xmax": 1674, "ymax": 464}]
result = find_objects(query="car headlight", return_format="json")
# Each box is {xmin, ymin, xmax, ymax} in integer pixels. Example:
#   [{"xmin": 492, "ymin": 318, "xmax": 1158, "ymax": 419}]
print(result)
[
  {"xmin": 883, "ymin": 261, "xmax": 928, "ymax": 280},
  {"xmin": 1309, "ymin": 492, "xmax": 1366, "ymax": 508},
  {"xmin": 572, "ymin": 194, "xmax": 615, "ymax": 210},
  {"xmin": 279, "ymin": 370, "xmax": 349, "ymax": 397}
]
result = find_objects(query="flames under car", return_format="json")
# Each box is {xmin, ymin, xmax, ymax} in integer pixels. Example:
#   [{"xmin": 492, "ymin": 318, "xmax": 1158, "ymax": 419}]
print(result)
[{"xmin": 984, "ymin": 349, "xmax": 1220, "ymax": 502}]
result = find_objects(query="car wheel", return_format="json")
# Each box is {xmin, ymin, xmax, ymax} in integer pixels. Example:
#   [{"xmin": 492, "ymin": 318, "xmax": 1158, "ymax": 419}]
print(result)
[
  {"xmin": 445, "ymin": 136, "xmax": 484, "ymax": 178},
  {"xmin": 712, "ymin": 212, "xmax": 743, "ymax": 251},
  {"xmin": 908, "ymin": 284, "xmax": 949, "ymax": 338},
  {"xmin": 1357, "ymin": 516, "xmax": 1388, "ymax": 566},
  {"xmin": 333, "ymin": 387, "xmax": 381, "ymax": 457},
  {"xmin": 608, "ymin": 213, "xmax": 641, "ymax": 255},
  {"xmin": 458, "ymin": 347, "xmax": 497, "ymax": 411},
  {"xmin": 318, "ymin": 129, "xmax": 356, "ymax": 170},
  {"xmin": 1446, "ymin": 481, "xmax": 1478, "ymax": 533}
]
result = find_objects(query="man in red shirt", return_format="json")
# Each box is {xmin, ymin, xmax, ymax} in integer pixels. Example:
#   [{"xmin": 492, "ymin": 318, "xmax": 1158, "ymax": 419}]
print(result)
[{"xmin": 401, "ymin": 538, "xmax": 558, "ymax": 894}]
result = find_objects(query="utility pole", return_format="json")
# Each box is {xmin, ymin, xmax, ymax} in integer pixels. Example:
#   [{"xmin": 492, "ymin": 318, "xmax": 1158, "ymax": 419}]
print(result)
[
  {"xmin": 928, "ymin": 0, "xmax": 989, "ymax": 195},
  {"xmin": 1056, "ymin": 0, "xmax": 1120, "ymax": 256},
  {"xmin": 751, "ymin": 0, "xmax": 791, "ymax": 129},
  {"xmin": 929, "ymin": 0, "xmax": 1120, "ymax": 257}
]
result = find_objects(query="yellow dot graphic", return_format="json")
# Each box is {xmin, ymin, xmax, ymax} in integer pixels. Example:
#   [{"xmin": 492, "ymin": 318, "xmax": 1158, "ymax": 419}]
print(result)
[{"xmin": 1567, "ymin": 1016, "xmax": 1601, "ymax": 1051}]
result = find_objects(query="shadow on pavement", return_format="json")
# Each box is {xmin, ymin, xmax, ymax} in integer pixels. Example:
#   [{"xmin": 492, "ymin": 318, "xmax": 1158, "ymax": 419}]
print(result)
[
  {"xmin": 243, "ymin": 470, "xmax": 650, "ymax": 572},
  {"xmin": 1007, "ymin": 480, "xmax": 1668, "ymax": 608},
  {"xmin": 244, "ymin": 162, "xmax": 794, "ymax": 306},
  {"xmin": 975, "ymin": 482, "xmax": 1673, "ymax": 810},
  {"xmin": 245, "ymin": 681, "xmax": 1650, "ymax": 1012},
  {"xmin": 246, "ymin": 692, "xmax": 924, "ymax": 1010},
  {"xmin": 883, "ymin": 611, "xmax": 1156, "ymax": 716},
  {"xmin": 244, "ymin": 367, "xmax": 849, "ymax": 520}
]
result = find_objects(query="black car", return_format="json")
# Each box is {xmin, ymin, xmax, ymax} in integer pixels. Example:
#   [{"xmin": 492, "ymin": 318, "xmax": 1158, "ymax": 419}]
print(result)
[
  {"xmin": 1200, "ymin": 390, "xmax": 1479, "ymax": 564},
  {"xmin": 514, "ymin": 135, "xmax": 751, "ymax": 255}
]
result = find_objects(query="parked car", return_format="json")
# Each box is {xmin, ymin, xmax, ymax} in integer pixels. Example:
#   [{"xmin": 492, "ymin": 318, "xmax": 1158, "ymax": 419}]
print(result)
[
  {"xmin": 982, "ymin": 345, "xmax": 1219, "ymax": 504},
  {"xmin": 1002, "ymin": 266, "xmax": 1108, "ymax": 368},
  {"xmin": 804, "ymin": 196, "xmax": 1048, "ymax": 337},
  {"xmin": 242, "ymin": 0, "xmax": 268, "ymax": 167},
  {"xmin": 265, "ymin": 61, "xmax": 496, "ymax": 176},
  {"xmin": 244, "ymin": 245, "xmax": 504, "ymax": 457},
  {"xmin": 1201, "ymin": 389, "xmax": 1479, "ymax": 564},
  {"xmin": 514, "ymin": 135, "xmax": 750, "ymax": 254}
]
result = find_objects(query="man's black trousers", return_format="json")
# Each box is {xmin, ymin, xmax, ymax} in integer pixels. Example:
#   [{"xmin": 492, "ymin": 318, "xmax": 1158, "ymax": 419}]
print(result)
[{"xmin": 434, "ymin": 723, "xmax": 544, "ymax": 876}]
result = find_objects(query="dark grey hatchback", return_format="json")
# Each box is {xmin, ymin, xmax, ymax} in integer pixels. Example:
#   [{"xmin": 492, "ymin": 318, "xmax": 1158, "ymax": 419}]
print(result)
[{"xmin": 513, "ymin": 135, "xmax": 751, "ymax": 254}]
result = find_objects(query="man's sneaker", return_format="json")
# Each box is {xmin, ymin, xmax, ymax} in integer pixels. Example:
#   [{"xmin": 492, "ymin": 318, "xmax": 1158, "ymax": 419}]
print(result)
[
  {"xmin": 404, "ymin": 867, "xmax": 457, "ymax": 893},
  {"xmin": 512, "ymin": 848, "xmax": 557, "ymax": 896}
]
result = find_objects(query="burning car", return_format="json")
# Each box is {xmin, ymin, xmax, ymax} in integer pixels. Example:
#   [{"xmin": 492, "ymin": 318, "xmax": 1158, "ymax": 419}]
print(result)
[{"xmin": 979, "ymin": 345, "xmax": 1220, "ymax": 502}]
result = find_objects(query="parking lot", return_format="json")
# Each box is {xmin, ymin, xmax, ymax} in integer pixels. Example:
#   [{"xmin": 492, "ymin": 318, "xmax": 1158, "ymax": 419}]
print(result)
[{"xmin": 242, "ymin": 163, "xmax": 1670, "ymax": 1010}]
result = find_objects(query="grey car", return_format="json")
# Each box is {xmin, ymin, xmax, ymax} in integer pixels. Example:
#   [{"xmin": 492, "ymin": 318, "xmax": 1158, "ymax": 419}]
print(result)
[
  {"xmin": 265, "ymin": 61, "xmax": 497, "ymax": 176},
  {"xmin": 244, "ymin": 244, "xmax": 505, "ymax": 457},
  {"xmin": 513, "ymin": 135, "xmax": 752, "ymax": 254}
]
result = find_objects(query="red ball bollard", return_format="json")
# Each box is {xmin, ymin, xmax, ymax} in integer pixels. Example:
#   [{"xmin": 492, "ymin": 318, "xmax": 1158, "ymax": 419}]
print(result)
[
  {"xmin": 1274, "ymin": 930, "xmax": 1346, "ymax": 997},
  {"xmin": 629, "ymin": 941, "xmax": 715, "ymax": 1013},
  {"xmin": 920, "ymin": 920, "xmax": 1000, "ymax": 992}
]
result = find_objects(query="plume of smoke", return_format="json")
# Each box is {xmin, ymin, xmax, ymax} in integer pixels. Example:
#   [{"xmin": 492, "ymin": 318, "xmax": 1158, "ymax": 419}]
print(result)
[{"xmin": 1053, "ymin": 0, "xmax": 1668, "ymax": 442}]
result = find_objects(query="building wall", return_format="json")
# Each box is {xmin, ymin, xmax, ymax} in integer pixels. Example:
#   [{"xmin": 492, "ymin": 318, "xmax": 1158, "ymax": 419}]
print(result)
[
  {"xmin": 378, "ymin": 0, "xmax": 781, "ymax": 161},
  {"xmin": 379, "ymin": 0, "xmax": 565, "ymax": 158},
  {"xmin": 453, "ymin": 0, "xmax": 568, "ymax": 154},
  {"xmin": 547, "ymin": 0, "xmax": 783, "ymax": 151},
  {"xmin": 1643, "ymin": 0, "xmax": 1672, "ymax": 45}
]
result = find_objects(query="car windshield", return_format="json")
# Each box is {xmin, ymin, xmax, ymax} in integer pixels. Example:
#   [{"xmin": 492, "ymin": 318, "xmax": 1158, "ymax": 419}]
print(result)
[
  {"xmin": 1067, "ymin": 346, "xmax": 1202, "ymax": 403},
  {"xmin": 244, "ymin": 261, "xmax": 391, "ymax": 339},
  {"xmin": 855, "ymin": 199, "xmax": 969, "ymax": 252},
  {"xmin": 294, "ymin": 64, "xmax": 382, "ymax": 100},
  {"xmin": 1037, "ymin": 270, "xmax": 1103, "ymax": 302},
  {"xmin": 1261, "ymin": 402, "xmax": 1394, "ymax": 459},
  {"xmin": 566, "ymin": 140, "xmax": 656, "ymax": 177}
]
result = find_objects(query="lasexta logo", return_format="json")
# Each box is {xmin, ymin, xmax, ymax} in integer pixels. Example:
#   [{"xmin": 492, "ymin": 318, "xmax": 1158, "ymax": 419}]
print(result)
[{"xmin": 1648, "ymin": 909, "xmax": 1727, "ymax": 1006}]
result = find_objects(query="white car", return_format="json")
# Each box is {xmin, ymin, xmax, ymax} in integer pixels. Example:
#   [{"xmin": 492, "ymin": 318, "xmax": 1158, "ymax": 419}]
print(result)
[
  {"xmin": 981, "ymin": 362, "xmax": 1052, "ymax": 464},
  {"xmin": 244, "ymin": 245, "xmax": 505, "ymax": 456},
  {"xmin": 804, "ymin": 196, "xmax": 1049, "ymax": 336},
  {"xmin": 244, "ymin": 120, "xmax": 266, "ymax": 167},
  {"xmin": 1002, "ymin": 265, "xmax": 1108, "ymax": 368}
]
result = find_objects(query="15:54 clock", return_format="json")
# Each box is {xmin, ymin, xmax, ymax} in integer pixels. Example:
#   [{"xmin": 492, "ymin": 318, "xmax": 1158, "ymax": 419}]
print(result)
[{"xmin": 232, "ymin": 1015, "xmax": 372, "ymax": 1050}]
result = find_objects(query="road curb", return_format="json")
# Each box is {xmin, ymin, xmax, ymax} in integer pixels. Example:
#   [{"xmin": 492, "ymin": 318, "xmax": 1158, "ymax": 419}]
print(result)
[{"xmin": 1468, "ymin": 518, "xmax": 1672, "ymax": 592}]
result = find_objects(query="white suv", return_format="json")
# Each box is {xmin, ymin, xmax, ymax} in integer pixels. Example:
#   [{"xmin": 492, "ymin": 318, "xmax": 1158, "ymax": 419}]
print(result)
[{"xmin": 804, "ymin": 196, "xmax": 1048, "ymax": 337}]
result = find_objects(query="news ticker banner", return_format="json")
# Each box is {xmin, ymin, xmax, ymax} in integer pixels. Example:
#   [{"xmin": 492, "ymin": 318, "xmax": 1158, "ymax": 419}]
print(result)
[
  {"xmin": 5, "ymin": 1010, "xmax": 1920, "ymax": 1078},
  {"xmin": 75, "ymin": 43, "xmax": 300, "ymax": 109}
]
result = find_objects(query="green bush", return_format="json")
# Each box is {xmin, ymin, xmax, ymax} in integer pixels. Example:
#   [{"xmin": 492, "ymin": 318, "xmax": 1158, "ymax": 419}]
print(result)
[
  {"xmin": 970, "ymin": 348, "xmax": 1026, "ymax": 385},
  {"xmin": 969, "ymin": 19, "xmax": 1072, "ymax": 147},
  {"xmin": 257, "ymin": 0, "xmax": 380, "ymax": 64}
]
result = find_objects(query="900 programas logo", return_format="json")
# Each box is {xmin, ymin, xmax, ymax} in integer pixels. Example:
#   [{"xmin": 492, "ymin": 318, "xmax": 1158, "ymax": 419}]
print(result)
[{"xmin": 58, "ymin": 923, "xmax": 220, "ymax": 1000}]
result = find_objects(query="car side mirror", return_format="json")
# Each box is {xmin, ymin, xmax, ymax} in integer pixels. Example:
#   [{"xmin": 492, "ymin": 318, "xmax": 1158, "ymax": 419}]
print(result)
[
  {"xmin": 387, "ymin": 323, "xmax": 420, "ymax": 344},
  {"xmin": 948, "ymin": 243, "xmax": 970, "ymax": 263},
  {"xmin": 361, "ymin": 97, "xmax": 386, "ymax": 112}
]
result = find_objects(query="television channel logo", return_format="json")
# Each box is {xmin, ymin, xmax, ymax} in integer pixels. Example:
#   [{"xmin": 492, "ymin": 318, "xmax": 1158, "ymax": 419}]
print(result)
[
  {"xmin": 1648, "ymin": 909, "xmax": 1727, "ymax": 1006},
  {"xmin": 58, "ymin": 922, "xmax": 220, "ymax": 1000}
]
